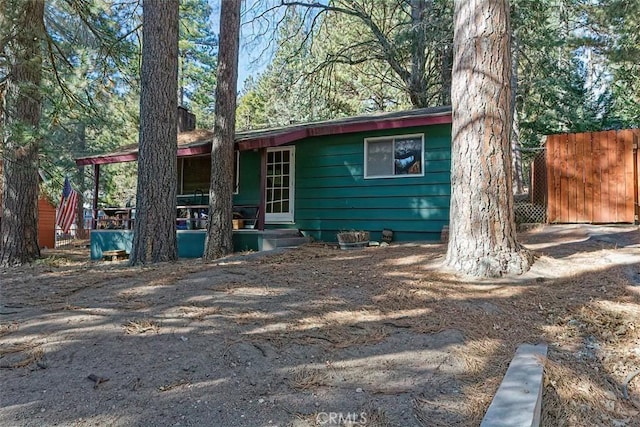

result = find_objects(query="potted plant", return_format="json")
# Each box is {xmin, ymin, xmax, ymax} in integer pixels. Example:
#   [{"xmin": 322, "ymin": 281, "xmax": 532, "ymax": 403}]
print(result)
[{"xmin": 336, "ymin": 230, "xmax": 370, "ymax": 250}]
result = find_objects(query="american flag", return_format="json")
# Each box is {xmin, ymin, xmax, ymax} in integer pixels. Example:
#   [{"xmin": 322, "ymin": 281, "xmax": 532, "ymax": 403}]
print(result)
[{"xmin": 56, "ymin": 176, "xmax": 78, "ymax": 234}]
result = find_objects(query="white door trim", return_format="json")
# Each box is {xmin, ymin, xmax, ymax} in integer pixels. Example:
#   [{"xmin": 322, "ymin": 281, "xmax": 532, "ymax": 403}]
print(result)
[{"xmin": 265, "ymin": 146, "xmax": 295, "ymax": 223}]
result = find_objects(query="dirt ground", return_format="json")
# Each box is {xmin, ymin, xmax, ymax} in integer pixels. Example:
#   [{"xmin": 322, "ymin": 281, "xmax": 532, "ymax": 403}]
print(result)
[{"xmin": 1, "ymin": 224, "xmax": 639, "ymax": 427}]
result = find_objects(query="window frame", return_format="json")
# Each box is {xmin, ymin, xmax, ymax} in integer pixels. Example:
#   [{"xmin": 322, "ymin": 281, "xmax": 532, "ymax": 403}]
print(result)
[
  {"xmin": 265, "ymin": 146, "xmax": 295, "ymax": 223},
  {"xmin": 363, "ymin": 133, "xmax": 425, "ymax": 179}
]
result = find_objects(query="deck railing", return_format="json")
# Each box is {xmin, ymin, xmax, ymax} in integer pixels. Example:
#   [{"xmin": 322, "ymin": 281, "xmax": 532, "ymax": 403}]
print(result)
[{"xmin": 92, "ymin": 204, "xmax": 259, "ymax": 231}]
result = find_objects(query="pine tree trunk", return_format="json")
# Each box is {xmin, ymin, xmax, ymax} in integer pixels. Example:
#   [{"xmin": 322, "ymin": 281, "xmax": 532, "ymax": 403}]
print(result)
[
  {"xmin": 130, "ymin": 0, "xmax": 179, "ymax": 265},
  {"xmin": 75, "ymin": 124, "xmax": 86, "ymax": 238},
  {"xmin": 203, "ymin": 0, "xmax": 241, "ymax": 260},
  {"xmin": 407, "ymin": 0, "xmax": 429, "ymax": 108},
  {"xmin": 440, "ymin": 45, "xmax": 453, "ymax": 106},
  {"xmin": 445, "ymin": 0, "xmax": 532, "ymax": 277},
  {"xmin": 0, "ymin": 0, "xmax": 44, "ymax": 266},
  {"xmin": 511, "ymin": 32, "xmax": 524, "ymax": 194}
]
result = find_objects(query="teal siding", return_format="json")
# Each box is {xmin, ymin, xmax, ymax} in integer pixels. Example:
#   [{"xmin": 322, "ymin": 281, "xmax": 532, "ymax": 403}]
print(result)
[
  {"xmin": 177, "ymin": 231, "xmax": 206, "ymax": 257},
  {"xmin": 233, "ymin": 150, "xmax": 261, "ymax": 205},
  {"xmin": 294, "ymin": 124, "xmax": 451, "ymax": 242},
  {"xmin": 90, "ymin": 230, "xmax": 260, "ymax": 260},
  {"xmin": 90, "ymin": 230, "xmax": 133, "ymax": 260},
  {"xmin": 232, "ymin": 123, "xmax": 451, "ymax": 243}
]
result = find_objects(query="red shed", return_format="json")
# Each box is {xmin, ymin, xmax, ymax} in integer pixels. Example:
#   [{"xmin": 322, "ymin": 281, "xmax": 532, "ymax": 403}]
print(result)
[{"xmin": 38, "ymin": 195, "xmax": 56, "ymax": 249}]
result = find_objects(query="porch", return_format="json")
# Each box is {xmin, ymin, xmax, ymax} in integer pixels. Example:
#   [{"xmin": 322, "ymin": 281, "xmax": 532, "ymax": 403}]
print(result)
[{"xmin": 90, "ymin": 228, "xmax": 308, "ymax": 260}]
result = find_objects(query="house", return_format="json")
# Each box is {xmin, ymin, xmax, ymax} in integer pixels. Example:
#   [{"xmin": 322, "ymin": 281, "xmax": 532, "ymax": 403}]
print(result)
[{"xmin": 75, "ymin": 106, "xmax": 453, "ymax": 259}]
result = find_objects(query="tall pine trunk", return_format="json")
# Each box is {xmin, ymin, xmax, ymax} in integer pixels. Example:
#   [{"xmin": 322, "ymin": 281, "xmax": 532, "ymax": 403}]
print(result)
[
  {"xmin": 130, "ymin": 0, "xmax": 179, "ymax": 265},
  {"xmin": 0, "ymin": 0, "xmax": 44, "ymax": 266},
  {"xmin": 445, "ymin": 0, "xmax": 532, "ymax": 277},
  {"xmin": 511, "ymin": 31, "xmax": 524, "ymax": 194},
  {"xmin": 75, "ymin": 124, "xmax": 86, "ymax": 238},
  {"xmin": 203, "ymin": 0, "xmax": 241, "ymax": 260}
]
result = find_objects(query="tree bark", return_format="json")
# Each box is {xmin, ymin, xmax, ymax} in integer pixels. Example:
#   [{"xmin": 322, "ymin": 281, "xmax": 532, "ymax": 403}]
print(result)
[
  {"xmin": 75, "ymin": 124, "xmax": 86, "ymax": 238},
  {"xmin": 510, "ymin": 32, "xmax": 524, "ymax": 194},
  {"xmin": 445, "ymin": 0, "xmax": 532, "ymax": 277},
  {"xmin": 0, "ymin": 0, "xmax": 44, "ymax": 266},
  {"xmin": 440, "ymin": 44, "xmax": 453, "ymax": 105},
  {"xmin": 407, "ymin": 0, "xmax": 428, "ymax": 108},
  {"xmin": 203, "ymin": 0, "xmax": 241, "ymax": 260},
  {"xmin": 130, "ymin": 0, "xmax": 179, "ymax": 265}
]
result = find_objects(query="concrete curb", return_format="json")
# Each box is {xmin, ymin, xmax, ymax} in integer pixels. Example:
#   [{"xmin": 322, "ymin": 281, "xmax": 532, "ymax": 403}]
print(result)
[{"xmin": 480, "ymin": 343, "xmax": 548, "ymax": 427}]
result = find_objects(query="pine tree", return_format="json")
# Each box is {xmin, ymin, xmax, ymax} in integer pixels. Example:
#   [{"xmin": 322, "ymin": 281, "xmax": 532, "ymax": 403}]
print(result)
[
  {"xmin": 445, "ymin": 0, "xmax": 533, "ymax": 277},
  {"xmin": 0, "ymin": 0, "xmax": 45, "ymax": 266},
  {"xmin": 130, "ymin": 0, "xmax": 179, "ymax": 264},
  {"xmin": 203, "ymin": 0, "xmax": 241, "ymax": 260}
]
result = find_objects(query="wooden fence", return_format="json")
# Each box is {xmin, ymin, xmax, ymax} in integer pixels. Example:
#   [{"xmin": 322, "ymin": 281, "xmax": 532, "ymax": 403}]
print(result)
[{"xmin": 546, "ymin": 129, "xmax": 639, "ymax": 224}]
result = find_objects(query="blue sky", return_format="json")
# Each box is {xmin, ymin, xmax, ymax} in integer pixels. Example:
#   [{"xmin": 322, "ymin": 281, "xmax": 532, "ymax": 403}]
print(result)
[{"xmin": 208, "ymin": 0, "xmax": 276, "ymax": 89}]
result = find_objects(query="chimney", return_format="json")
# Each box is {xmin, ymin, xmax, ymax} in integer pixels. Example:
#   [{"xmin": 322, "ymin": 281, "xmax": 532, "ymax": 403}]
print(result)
[{"xmin": 177, "ymin": 106, "xmax": 196, "ymax": 132}]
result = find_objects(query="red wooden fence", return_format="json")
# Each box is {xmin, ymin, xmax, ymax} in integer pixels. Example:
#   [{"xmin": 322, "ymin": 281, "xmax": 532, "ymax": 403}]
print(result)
[{"xmin": 546, "ymin": 129, "xmax": 639, "ymax": 224}]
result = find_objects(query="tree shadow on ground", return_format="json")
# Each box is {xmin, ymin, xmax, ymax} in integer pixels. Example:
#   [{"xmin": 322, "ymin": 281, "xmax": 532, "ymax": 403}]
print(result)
[{"xmin": 1, "ymin": 227, "xmax": 639, "ymax": 426}]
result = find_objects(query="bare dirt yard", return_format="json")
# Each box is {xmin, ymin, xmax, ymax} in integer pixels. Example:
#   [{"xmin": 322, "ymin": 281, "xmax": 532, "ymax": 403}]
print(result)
[{"xmin": 1, "ymin": 224, "xmax": 640, "ymax": 427}]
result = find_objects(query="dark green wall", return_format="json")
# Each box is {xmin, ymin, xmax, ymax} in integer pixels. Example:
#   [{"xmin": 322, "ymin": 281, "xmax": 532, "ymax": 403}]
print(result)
[
  {"xmin": 233, "ymin": 150, "xmax": 261, "ymax": 205},
  {"xmin": 234, "ymin": 124, "xmax": 451, "ymax": 243}
]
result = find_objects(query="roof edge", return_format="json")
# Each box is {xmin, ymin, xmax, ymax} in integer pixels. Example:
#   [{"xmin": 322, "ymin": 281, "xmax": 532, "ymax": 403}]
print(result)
[{"xmin": 76, "ymin": 106, "xmax": 452, "ymax": 166}]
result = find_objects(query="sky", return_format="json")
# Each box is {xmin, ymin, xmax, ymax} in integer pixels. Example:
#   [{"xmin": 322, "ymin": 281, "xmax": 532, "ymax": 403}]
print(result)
[{"xmin": 208, "ymin": 0, "xmax": 277, "ymax": 90}]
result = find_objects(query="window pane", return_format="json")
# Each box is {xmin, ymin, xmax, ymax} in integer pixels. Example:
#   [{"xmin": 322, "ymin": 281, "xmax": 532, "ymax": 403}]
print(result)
[
  {"xmin": 366, "ymin": 140, "xmax": 394, "ymax": 177},
  {"xmin": 394, "ymin": 137, "xmax": 422, "ymax": 175},
  {"xmin": 282, "ymin": 201, "xmax": 289, "ymax": 212}
]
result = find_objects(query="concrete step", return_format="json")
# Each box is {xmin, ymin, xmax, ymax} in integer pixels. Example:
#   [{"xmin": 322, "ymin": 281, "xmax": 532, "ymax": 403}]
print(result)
[
  {"xmin": 480, "ymin": 343, "xmax": 547, "ymax": 427},
  {"xmin": 260, "ymin": 235, "xmax": 310, "ymax": 251}
]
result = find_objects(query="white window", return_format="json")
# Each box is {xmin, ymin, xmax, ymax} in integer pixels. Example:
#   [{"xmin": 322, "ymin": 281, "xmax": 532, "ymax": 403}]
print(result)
[{"xmin": 364, "ymin": 134, "xmax": 425, "ymax": 179}]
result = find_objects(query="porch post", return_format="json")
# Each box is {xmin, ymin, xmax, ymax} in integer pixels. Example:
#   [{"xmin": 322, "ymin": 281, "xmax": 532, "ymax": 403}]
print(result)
[
  {"xmin": 92, "ymin": 164, "xmax": 100, "ymax": 230},
  {"xmin": 258, "ymin": 148, "xmax": 266, "ymax": 231}
]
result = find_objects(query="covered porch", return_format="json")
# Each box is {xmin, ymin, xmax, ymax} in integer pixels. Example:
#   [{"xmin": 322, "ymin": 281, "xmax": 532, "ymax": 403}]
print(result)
[{"xmin": 76, "ymin": 127, "xmax": 282, "ymax": 260}]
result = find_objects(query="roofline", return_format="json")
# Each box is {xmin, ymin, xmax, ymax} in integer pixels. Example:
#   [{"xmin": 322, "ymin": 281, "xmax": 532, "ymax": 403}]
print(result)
[
  {"xmin": 236, "ymin": 110, "xmax": 451, "ymax": 151},
  {"xmin": 75, "ymin": 107, "xmax": 452, "ymax": 166}
]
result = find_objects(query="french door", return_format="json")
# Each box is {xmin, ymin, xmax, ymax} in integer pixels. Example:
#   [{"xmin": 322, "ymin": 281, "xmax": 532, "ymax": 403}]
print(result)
[{"xmin": 265, "ymin": 147, "xmax": 295, "ymax": 223}]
